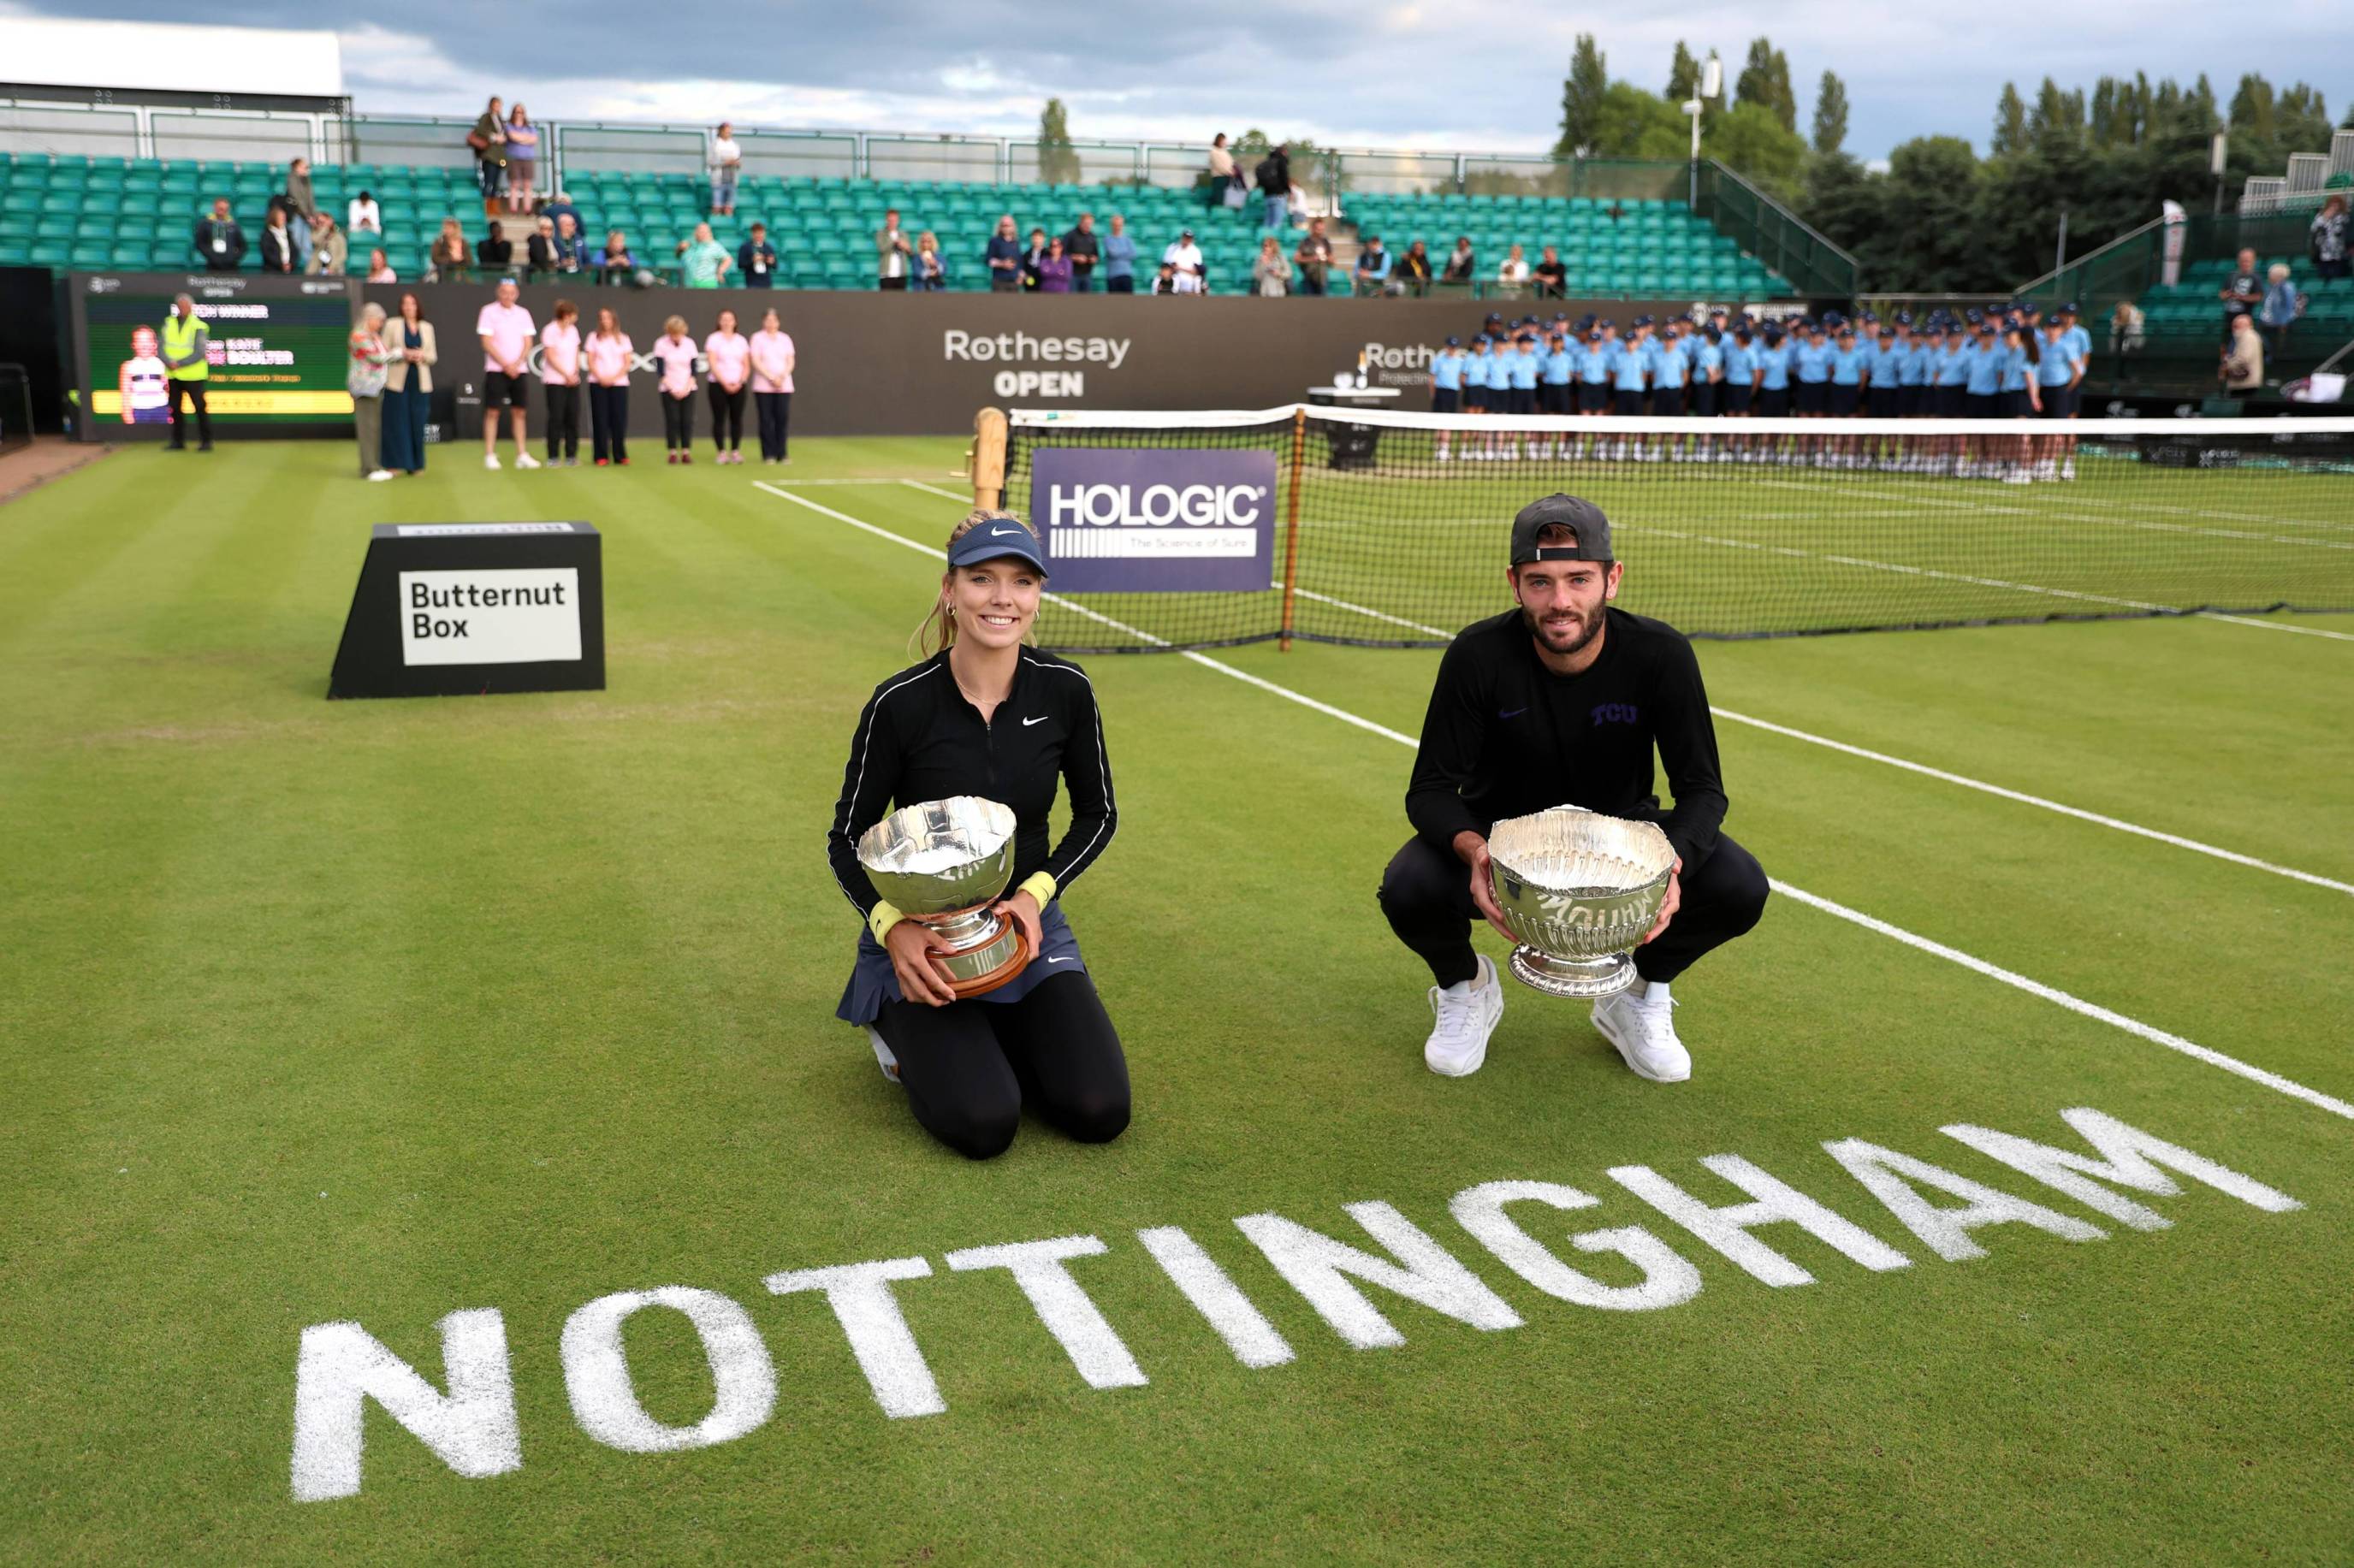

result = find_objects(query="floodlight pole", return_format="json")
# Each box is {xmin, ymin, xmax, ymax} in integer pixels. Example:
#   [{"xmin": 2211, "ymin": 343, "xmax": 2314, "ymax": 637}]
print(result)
[{"xmin": 1687, "ymin": 55, "xmax": 1723, "ymax": 210}]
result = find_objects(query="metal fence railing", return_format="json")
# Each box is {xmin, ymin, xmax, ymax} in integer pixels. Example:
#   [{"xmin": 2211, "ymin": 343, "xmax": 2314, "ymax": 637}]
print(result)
[{"xmin": 1695, "ymin": 162, "xmax": 1858, "ymax": 299}]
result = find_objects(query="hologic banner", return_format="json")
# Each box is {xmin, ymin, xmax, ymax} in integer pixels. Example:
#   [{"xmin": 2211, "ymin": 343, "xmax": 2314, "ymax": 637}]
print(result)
[{"xmin": 1032, "ymin": 447, "xmax": 1278, "ymax": 594}]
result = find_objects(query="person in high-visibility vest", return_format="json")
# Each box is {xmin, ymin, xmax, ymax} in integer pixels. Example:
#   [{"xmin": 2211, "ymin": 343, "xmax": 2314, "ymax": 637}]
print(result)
[{"xmin": 160, "ymin": 294, "xmax": 212, "ymax": 452}]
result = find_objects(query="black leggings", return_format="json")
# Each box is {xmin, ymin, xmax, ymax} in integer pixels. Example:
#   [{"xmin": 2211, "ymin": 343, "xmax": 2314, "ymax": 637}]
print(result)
[
  {"xmin": 590, "ymin": 382, "xmax": 628, "ymax": 462},
  {"xmin": 708, "ymin": 382, "xmax": 746, "ymax": 451},
  {"xmin": 756, "ymin": 390, "xmax": 792, "ymax": 459},
  {"xmin": 543, "ymin": 382, "xmax": 579, "ymax": 461},
  {"xmin": 872, "ymin": 972, "xmax": 1130, "ymax": 1160},
  {"xmin": 662, "ymin": 390, "xmax": 695, "ymax": 450},
  {"xmin": 1379, "ymin": 824, "xmax": 1769, "ymax": 989}
]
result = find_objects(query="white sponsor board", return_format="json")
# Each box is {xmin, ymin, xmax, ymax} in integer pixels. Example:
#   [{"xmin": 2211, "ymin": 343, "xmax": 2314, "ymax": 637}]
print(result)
[{"xmin": 398, "ymin": 568, "xmax": 582, "ymax": 666}]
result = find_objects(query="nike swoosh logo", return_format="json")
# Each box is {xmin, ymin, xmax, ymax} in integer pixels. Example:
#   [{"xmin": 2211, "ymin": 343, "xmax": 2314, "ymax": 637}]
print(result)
[
  {"xmin": 1023, "ymin": 715, "xmax": 1047, "ymax": 726},
  {"xmin": 1499, "ymin": 707, "xmax": 1528, "ymax": 719},
  {"xmin": 1046, "ymin": 956, "xmax": 1077, "ymax": 964},
  {"xmin": 989, "ymin": 526, "xmax": 1023, "ymax": 537}
]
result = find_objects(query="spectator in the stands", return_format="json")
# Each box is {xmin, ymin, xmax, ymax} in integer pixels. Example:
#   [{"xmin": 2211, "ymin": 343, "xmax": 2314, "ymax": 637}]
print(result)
[
  {"xmin": 526, "ymin": 216, "xmax": 560, "ymax": 276},
  {"xmin": 1440, "ymin": 235, "xmax": 1475, "ymax": 286},
  {"xmin": 551, "ymin": 213, "xmax": 587, "ymax": 274},
  {"xmin": 347, "ymin": 189, "xmax": 381, "ymax": 240},
  {"xmin": 2108, "ymin": 298, "xmax": 2145, "ymax": 356},
  {"xmin": 1252, "ymin": 234, "xmax": 1292, "ymax": 297},
  {"xmin": 478, "ymin": 219, "xmax": 515, "ymax": 274},
  {"xmin": 1352, "ymin": 234, "xmax": 1391, "ymax": 296},
  {"xmin": 193, "ymin": 198, "xmax": 245, "ymax": 271},
  {"xmin": 676, "ymin": 221, "xmax": 732, "ymax": 287},
  {"xmin": 503, "ymin": 103, "xmax": 539, "ymax": 214},
  {"xmin": 259, "ymin": 200, "xmax": 297, "ymax": 274},
  {"xmin": 306, "ymin": 211, "xmax": 347, "ymax": 276},
  {"xmin": 2218, "ymin": 248, "xmax": 2263, "ymax": 342},
  {"xmin": 985, "ymin": 215, "xmax": 1023, "ymax": 292},
  {"xmin": 601, "ymin": 229, "xmax": 638, "ymax": 287},
  {"xmin": 2311, "ymin": 194, "xmax": 2351, "ymax": 282},
  {"xmin": 1207, "ymin": 133, "xmax": 1238, "ymax": 205},
  {"xmin": 468, "ymin": 96, "xmax": 507, "ymax": 203},
  {"xmin": 1294, "ymin": 217, "xmax": 1332, "ymax": 296},
  {"xmin": 1395, "ymin": 239, "xmax": 1432, "ymax": 298},
  {"xmin": 283, "ymin": 157, "xmax": 317, "ymax": 269},
  {"xmin": 1151, "ymin": 260, "xmax": 1180, "ymax": 294},
  {"xmin": 1021, "ymin": 226, "xmax": 1050, "ymax": 293},
  {"xmin": 1064, "ymin": 211, "xmax": 1100, "ymax": 291},
  {"xmin": 877, "ymin": 208, "xmax": 912, "ymax": 290},
  {"xmin": 543, "ymin": 190, "xmax": 585, "ymax": 240},
  {"xmin": 1163, "ymin": 227, "xmax": 1206, "ymax": 293},
  {"xmin": 1497, "ymin": 243, "xmax": 1531, "ymax": 289},
  {"xmin": 1103, "ymin": 215, "xmax": 1137, "ymax": 293},
  {"xmin": 738, "ymin": 221, "xmax": 779, "ymax": 287},
  {"xmin": 1532, "ymin": 245, "xmax": 1567, "ymax": 299},
  {"xmin": 914, "ymin": 231, "xmax": 948, "ymax": 290},
  {"xmin": 2258, "ymin": 262, "xmax": 2305, "ymax": 355},
  {"xmin": 2221, "ymin": 311, "xmax": 2264, "ymax": 391},
  {"xmin": 1254, "ymin": 143, "xmax": 1290, "ymax": 232},
  {"xmin": 367, "ymin": 249, "xmax": 396, "ymax": 284},
  {"xmin": 710, "ymin": 122, "xmax": 742, "ymax": 216},
  {"xmin": 430, "ymin": 217, "xmax": 471, "ymax": 281},
  {"xmin": 1037, "ymin": 236, "xmax": 1075, "ymax": 293}
]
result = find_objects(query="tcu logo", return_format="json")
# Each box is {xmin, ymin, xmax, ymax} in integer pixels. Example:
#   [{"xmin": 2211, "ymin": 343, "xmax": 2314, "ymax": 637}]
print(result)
[{"xmin": 1591, "ymin": 703, "xmax": 1640, "ymax": 726}]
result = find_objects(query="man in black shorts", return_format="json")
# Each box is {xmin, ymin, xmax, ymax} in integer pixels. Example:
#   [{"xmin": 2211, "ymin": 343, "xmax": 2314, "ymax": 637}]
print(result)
[
  {"xmin": 474, "ymin": 277, "xmax": 542, "ymax": 470},
  {"xmin": 1379, "ymin": 495, "xmax": 1769, "ymax": 1082}
]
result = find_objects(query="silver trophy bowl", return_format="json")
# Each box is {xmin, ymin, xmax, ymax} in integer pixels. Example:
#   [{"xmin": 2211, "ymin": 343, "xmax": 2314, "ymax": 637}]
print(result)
[
  {"xmin": 1487, "ymin": 805, "xmax": 1676, "ymax": 998},
  {"xmin": 857, "ymin": 796, "xmax": 1028, "ymax": 993}
]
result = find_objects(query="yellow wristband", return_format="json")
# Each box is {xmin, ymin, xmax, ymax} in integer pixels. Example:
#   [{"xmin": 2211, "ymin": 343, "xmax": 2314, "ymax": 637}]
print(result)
[
  {"xmin": 1017, "ymin": 871, "xmax": 1058, "ymax": 908},
  {"xmin": 868, "ymin": 900, "xmax": 906, "ymax": 944}
]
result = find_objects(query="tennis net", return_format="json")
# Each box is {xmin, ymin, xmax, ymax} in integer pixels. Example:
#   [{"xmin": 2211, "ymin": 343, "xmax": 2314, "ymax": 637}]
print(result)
[{"xmin": 993, "ymin": 407, "xmax": 2354, "ymax": 654}]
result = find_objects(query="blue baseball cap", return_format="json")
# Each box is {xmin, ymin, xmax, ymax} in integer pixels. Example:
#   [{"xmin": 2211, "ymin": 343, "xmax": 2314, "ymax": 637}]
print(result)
[
  {"xmin": 2061, "ymin": 299, "xmax": 2080, "ymax": 314},
  {"xmin": 1586, "ymin": 328, "xmax": 1602, "ymax": 340},
  {"xmin": 1444, "ymin": 334, "xmax": 1462, "ymax": 346},
  {"xmin": 948, "ymin": 515, "xmax": 1048, "ymax": 574}
]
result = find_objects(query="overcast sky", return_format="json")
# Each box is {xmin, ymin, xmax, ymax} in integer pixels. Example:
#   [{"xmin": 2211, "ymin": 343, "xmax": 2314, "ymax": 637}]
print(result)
[{"xmin": 15, "ymin": 1, "xmax": 2354, "ymax": 163}]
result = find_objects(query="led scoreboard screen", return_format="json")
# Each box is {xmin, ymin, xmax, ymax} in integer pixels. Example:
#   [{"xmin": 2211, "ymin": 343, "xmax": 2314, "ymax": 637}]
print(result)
[{"xmin": 74, "ymin": 274, "xmax": 355, "ymax": 433}]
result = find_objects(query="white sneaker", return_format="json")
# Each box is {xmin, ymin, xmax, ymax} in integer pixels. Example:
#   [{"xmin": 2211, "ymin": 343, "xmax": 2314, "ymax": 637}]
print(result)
[
  {"xmin": 515, "ymin": 452, "xmax": 543, "ymax": 470},
  {"xmin": 863, "ymin": 1027, "xmax": 902, "ymax": 1084},
  {"xmin": 1424, "ymin": 953, "xmax": 1504, "ymax": 1078},
  {"xmin": 483, "ymin": 453, "xmax": 501, "ymax": 470},
  {"xmin": 1591, "ymin": 982, "xmax": 1691, "ymax": 1083},
  {"xmin": 366, "ymin": 469, "xmax": 394, "ymax": 482}
]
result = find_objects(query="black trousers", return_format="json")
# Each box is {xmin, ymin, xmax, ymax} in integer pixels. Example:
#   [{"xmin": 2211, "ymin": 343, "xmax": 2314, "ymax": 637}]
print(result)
[
  {"xmin": 590, "ymin": 382, "xmax": 628, "ymax": 461},
  {"xmin": 1379, "ymin": 825, "xmax": 1768, "ymax": 989},
  {"xmin": 708, "ymin": 382, "xmax": 746, "ymax": 450},
  {"xmin": 755, "ymin": 390, "xmax": 792, "ymax": 459},
  {"xmin": 873, "ymin": 972, "xmax": 1130, "ymax": 1160},
  {"xmin": 166, "ymin": 381, "xmax": 210, "ymax": 448},
  {"xmin": 662, "ymin": 390, "xmax": 695, "ymax": 449},
  {"xmin": 543, "ymin": 382, "xmax": 579, "ymax": 460}
]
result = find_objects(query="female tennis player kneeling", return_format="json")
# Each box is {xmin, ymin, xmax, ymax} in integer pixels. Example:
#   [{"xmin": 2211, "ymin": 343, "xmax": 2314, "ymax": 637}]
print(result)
[{"xmin": 825, "ymin": 512, "xmax": 1130, "ymax": 1159}]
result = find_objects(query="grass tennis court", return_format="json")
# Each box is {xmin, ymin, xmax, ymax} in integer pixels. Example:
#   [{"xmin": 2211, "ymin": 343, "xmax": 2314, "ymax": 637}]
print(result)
[{"xmin": 4, "ymin": 440, "xmax": 2351, "ymax": 1564}]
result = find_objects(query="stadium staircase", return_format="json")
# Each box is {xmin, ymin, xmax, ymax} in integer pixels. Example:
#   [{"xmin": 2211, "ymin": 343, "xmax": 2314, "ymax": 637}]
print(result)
[{"xmin": 0, "ymin": 152, "xmax": 1800, "ymax": 300}]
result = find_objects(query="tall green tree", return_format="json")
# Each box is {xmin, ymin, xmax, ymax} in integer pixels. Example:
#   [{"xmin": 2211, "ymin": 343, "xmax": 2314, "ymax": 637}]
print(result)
[
  {"xmin": 1554, "ymin": 34, "xmax": 1610, "ymax": 157},
  {"xmin": 1992, "ymin": 83, "xmax": 2029, "ymax": 156},
  {"xmin": 1035, "ymin": 98, "xmax": 1080, "ymax": 184},
  {"xmin": 2228, "ymin": 74, "xmax": 2275, "ymax": 141},
  {"xmin": 1735, "ymin": 38, "xmax": 1796, "ymax": 132},
  {"xmin": 1812, "ymin": 70, "xmax": 1849, "ymax": 157},
  {"xmin": 1702, "ymin": 101, "xmax": 1809, "ymax": 200},
  {"xmin": 1589, "ymin": 80, "xmax": 1688, "ymax": 159}
]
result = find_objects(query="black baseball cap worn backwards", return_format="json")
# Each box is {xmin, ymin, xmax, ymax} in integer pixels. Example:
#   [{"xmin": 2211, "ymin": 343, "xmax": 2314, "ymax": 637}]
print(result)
[
  {"xmin": 1510, "ymin": 494, "xmax": 1614, "ymax": 565},
  {"xmin": 948, "ymin": 514, "xmax": 1049, "ymax": 574}
]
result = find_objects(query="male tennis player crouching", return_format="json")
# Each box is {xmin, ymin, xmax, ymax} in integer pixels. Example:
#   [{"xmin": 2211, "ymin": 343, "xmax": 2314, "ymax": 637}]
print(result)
[{"xmin": 1378, "ymin": 495, "xmax": 1769, "ymax": 1082}]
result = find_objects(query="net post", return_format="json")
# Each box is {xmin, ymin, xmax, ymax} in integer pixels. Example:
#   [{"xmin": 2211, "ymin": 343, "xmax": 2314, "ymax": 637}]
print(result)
[
  {"xmin": 969, "ymin": 406, "xmax": 1009, "ymax": 510},
  {"xmin": 1280, "ymin": 406, "xmax": 1307, "ymax": 651}
]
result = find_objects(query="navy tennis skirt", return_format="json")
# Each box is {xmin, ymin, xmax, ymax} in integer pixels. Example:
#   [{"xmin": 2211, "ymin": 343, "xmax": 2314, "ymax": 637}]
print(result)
[{"xmin": 837, "ymin": 902, "xmax": 1086, "ymax": 1026}]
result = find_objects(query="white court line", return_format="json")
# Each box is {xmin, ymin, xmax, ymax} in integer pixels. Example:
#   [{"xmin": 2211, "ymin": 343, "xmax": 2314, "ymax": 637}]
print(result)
[
  {"xmin": 1713, "ymin": 707, "xmax": 2354, "ymax": 896},
  {"xmin": 756, "ymin": 479, "xmax": 2354, "ymax": 1124},
  {"xmin": 1756, "ymin": 474, "xmax": 2354, "ymax": 551},
  {"xmin": 762, "ymin": 476, "xmax": 955, "ymax": 487},
  {"xmin": 900, "ymin": 479, "xmax": 974, "ymax": 505}
]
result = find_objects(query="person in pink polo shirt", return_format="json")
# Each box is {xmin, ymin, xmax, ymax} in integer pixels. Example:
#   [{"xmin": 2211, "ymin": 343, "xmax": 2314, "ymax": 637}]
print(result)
[
  {"xmin": 584, "ymin": 306, "xmax": 634, "ymax": 466},
  {"xmin": 538, "ymin": 299, "xmax": 584, "ymax": 466},
  {"xmin": 750, "ymin": 306, "xmax": 795, "ymax": 465},
  {"xmin": 703, "ymin": 308, "xmax": 750, "ymax": 464},
  {"xmin": 651, "ymin": 313, "xmax": 700, "ymax": 464},
  {"xmin": 474, "ymin": 278, "xmax": 539, "ymax": 469}
]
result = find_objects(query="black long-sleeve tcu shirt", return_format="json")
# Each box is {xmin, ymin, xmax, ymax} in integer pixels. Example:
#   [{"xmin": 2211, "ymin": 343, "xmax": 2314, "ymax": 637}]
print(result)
[
  {"xmin": 828, "ymin": 648, "xmax": 1116, "ymax": 924},
  {"xmin": 1405, "ymin": 607, "xmax": 1728, "ymax": 868}
]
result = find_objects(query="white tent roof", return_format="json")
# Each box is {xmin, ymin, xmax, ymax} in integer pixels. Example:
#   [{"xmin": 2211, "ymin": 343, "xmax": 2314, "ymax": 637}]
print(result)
[{"xmin": 0, "ymin": 16, "xmax": 343, "ymax": 98}]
